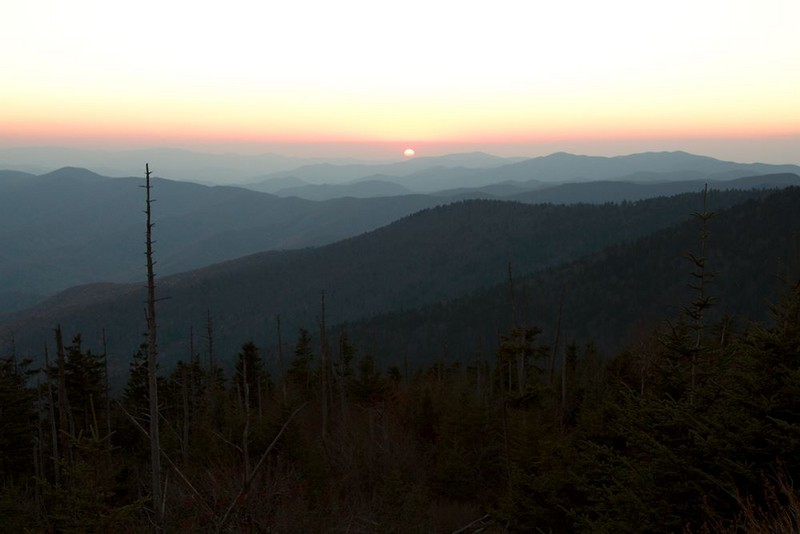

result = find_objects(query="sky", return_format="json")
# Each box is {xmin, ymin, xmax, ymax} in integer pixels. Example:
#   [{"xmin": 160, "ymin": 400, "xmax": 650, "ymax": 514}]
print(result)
[{"xmin": 2, "ymin": 0, "xmax": 799, "ymax": 162}]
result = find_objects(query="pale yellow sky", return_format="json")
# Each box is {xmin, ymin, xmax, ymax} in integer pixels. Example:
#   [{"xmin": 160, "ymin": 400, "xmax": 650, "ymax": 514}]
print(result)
[{"xmin": 2, "ymin": 0, "xmax": 799, "ymax": 161}]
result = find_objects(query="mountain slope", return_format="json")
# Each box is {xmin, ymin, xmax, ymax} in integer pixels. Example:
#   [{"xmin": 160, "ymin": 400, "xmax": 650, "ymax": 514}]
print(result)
[
  {"xmin": 3, "ymin": 165, "xmax": 796, "ymax": 313},
  {"xmin": 345, "ymin": 187, "xmax": 800, "ymax": 369},
  {"xmin": 0, "ymin": 187, "xmax": 779, "ymax": 386},
  {"xmin": 0, "ymin": 167, "xmax": 446, "ymax": 308}
]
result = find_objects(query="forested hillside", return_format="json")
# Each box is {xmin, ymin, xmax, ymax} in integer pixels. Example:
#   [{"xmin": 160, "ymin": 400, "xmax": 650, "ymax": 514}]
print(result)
[
  {"xmin": 0, "ymin": 168, "xmax": 444, "ymax": 310},
  {"xmin": 3, "ymin": 164, "xmax": 796, "ymax": 314},
  {"xmin": 1, "ymin": 187, "xmax": 799, "ymax": 532},
  {"xmin": 347, "ymin": 187, "xmax": 800, "ymax": 368},
  {"xmin": 0, "ymin": 187, "xmax": 777, "ymax": 388}
]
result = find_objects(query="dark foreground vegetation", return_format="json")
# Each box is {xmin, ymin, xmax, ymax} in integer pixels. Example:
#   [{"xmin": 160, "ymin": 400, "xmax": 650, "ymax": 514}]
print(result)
[
  {"xmin": 1, "ymin": 188, "xmax": 800, "ymax": 532},
  {"xmin": 2, "ymin": 274, "xmax": 800, "ymax": 532}
]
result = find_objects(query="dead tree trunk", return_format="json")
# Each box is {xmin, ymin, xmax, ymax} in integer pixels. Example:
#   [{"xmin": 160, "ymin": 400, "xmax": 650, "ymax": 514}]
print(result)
[
  {"xmin": 319, "ymin": 291, "xmax": 329, "ymax": 437},
  {"xmin": 102, "ymin": 329, "xmax": 112, "ymax": 449},
  {"xmin": 55, "ymin": 326, "xmax": 71, "ymax": 465},
  {"xmin": 276, "ymin": 315, "xmax": 286, "ymax": 402},
  {"xmin": 44, "ymin": 345, "xmax": 60, "ymax": 485},
  {"xmin": 143, "ymin": 163, "xmax": 163, "ymax": 526},
  {"xmin": 205, "ymin": 311, "xmax": 215, "ymax": 413},
  {"xmin": 242, "ymin": 355, "xmax": 251, "ymax": 483},
  {"xmin": 181, "ymin": 362, "xmax": 190, "ymax": 465},
  {"xmin": 689, "ymin": 183, "xmax": 713, "ymax": 404},
  {"xmin": 549, "ymin": 287, "xmax": 565, "ymax": 388}
]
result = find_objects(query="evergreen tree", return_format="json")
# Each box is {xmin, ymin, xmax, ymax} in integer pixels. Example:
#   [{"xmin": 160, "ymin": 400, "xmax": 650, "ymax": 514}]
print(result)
[
  {"xmin": 122, "ymin": 344, "xmax": 150, "ymax": 417},
  {"xmin": 63, "ymin": 334, "xmax": 105, "ymax": 436},
  {"xmin": 233, "ymin": 341, "xmax": 269, "ymax": 411},
  {"xmin": 286, "ymin": 328, "xmax": 314, "ymax": 396},
  {"xmin": 0, "ymin": 352, "xmax": 35, "ymax": 485},
  {"xmin": 349, "ymin": 354, "xmax": 387, "ymax": 405}
]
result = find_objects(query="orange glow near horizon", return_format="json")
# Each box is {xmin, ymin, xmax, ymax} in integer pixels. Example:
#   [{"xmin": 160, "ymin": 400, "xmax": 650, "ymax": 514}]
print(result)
[
  {"xmin": 2, "ymin": 0, "xmax": 799, "ymax": 162},
  {"xmin": 4, "ymin": 72, "xmax": 799, "ymax": 150},
  {"xmin": 4, "ymin": 80, "xmax": 798, "ymax": 140},
  {"xmin": 3, "ymin": 116, "xmax": 798, "ymax": 147}
]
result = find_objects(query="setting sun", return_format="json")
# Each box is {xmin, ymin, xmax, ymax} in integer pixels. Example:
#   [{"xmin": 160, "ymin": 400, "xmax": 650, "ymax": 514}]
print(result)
[{"xmin": 1, "ymin": 0, "xmax": 799, "ymax": 162}]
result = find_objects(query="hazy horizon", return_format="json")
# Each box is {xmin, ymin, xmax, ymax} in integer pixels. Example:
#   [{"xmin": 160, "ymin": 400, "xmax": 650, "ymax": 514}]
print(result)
[
  {"xmin": 2, "ymin": 136, "xmax": 800, "ymax": 167},
  {"xmin": 3, "ymin": 0, "xmax": 799, "ymax": 167}
]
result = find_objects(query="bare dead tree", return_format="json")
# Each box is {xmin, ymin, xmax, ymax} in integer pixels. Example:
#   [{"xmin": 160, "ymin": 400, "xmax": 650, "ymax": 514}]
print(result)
[
  {"xmin": 508, "ymin": 263, "xmax": 517, "ymax": 326},
  {"xmin": 216, "ymin": 403, "xmax": 307, "ymax": 533},
  {"xmin": 242, "ymin": 354, "xmax": 251, "ymax": 483},
  {"xmin": 181, "ymin": 359, "xmax": 190, "ymax": 465},
  {"xmin": 508, "ymin": 263, "xmax": 528, "ymax": 396},
  {"xmin": 337, "ymin": 332, "xmax": 349, "ymax": 425},
  {"xmin": 319, "ymin": 291, "xmax": 329, "ymax": 437},
  {"xmin": 205, "ymin": 310, "xmax": 215, "ymax": 412},
  {"xmin": 116, "ymin": 400, "xmax": 214, "ymax": 519},
  {"xmin": 101, "ymin": 329, "xmax": 112, "ymax": 448},
  {"xmin": 276, "ymin": 315, "xmax": 286, "ymax": 402},
  {"xmin": 550, "ymin": 287, "xmax": 565, "ymax": 388},
  {"xmin": 688, "ymin": 184, "xmax": 714, "ymax": 402},
  {"xmin": 44, "ymin": 345, "xmax": 60, "ymax": 485},
  {"xmin": 54, "ymin": 326, "xmax": 71, "ymax": 465},
  {"xmin": 182, "ymin": 326, "xmax": 196, "ymax": 464},
  {"xmin": 143, "ymin": 163, "xmax": 163, "ymax": 526},
  {"xmin": 506, "ymin": 263, "xmax": 521, "ymax": 391}
]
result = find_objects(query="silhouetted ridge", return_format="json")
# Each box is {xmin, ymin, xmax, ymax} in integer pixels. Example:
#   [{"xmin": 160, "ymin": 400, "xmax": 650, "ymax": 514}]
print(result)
[{"xmin": 41, "ymin": 166, "xmax": 108, "ymax": 181}]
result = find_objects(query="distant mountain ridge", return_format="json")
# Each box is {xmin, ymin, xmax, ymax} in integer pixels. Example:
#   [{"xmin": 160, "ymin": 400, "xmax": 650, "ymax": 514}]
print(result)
[
  {"xmin": 393, "ymin": 151, "xmax": 800, "ymax": 193},
  {"xmin": 246, "ymin": 151, "xmax": 523, "ymax": 184},
  {"xmin": 0, "ymin": 167, "xmax": 447, "ymax": 310},
  {"xmin": 2, "ymin": 161, "xmax": 798, "ymax": 313},
  {"xmin": 0, "ymin": 146, "xmax": 369, "ymax": 184},
  {"xmin": 510, "ymin": 150, "xmax": 798, "ymax": 179},
  {"xmin": 273, "ymin": 179, "xmax": 414, "ymax": 200},
  {"xmin": 243, "ymin": 151, "xmax": 800, "ymax": 198},
  {"xmin": 3, "ymin": 148, "xmax": 797, "ymax": 194}
]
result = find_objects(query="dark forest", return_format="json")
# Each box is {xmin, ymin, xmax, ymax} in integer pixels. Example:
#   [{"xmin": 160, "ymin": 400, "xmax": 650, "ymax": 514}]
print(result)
[{"xmin": 1, "ymin": 183, "xmax": 799, "ymax": 533}]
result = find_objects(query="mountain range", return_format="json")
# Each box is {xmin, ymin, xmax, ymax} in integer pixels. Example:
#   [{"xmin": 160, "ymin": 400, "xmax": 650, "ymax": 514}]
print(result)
[
  {"xmin": 0, "ymin": 167, "xmax": 446, "ymax": 310},
  {"xmin": 1, "ymin": 185, "xmax": 793, "ymax": 389},
  {"xmin": 2, "ymin": 150, "xmax": 799, "ymax": 313},
  {"xmin": 0, "ymin": 146, "xmax": 379, "ymax": 184},
  {"xmin": 0, "ymin": 147, "xmax": 522, "ymax": 186},
  {"xmin": 2, "ymin": 149, "xmax": 799, "ymax": 389},
  {"xmin": 244, "ymin": 150, "xmax": 800, "ymax": 198}
]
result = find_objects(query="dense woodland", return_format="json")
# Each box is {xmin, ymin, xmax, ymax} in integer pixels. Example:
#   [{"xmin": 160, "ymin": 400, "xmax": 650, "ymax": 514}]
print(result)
[
  {"xmin": 2, "ymin": 187, "xmax": 787, "ymax": 385},
  {"xmin": 348, "ymin": 188, "xmax": 800, "ymax": 370},
  {"xmin": 1, "ymin": 186, "xmax": 800, "ymax": 532}
]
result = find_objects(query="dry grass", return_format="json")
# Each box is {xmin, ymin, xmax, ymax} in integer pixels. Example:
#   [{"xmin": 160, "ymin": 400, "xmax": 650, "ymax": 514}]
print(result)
[{"xmin": 697, "ymin": 467, "xmax": 800, "ymax": 533}]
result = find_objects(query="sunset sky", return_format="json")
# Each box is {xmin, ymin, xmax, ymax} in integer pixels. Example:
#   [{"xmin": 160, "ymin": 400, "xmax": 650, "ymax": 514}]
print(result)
[{"xmin": 2, "ymin": 0, "xmax": 799, "ymax": 162}]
